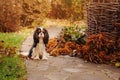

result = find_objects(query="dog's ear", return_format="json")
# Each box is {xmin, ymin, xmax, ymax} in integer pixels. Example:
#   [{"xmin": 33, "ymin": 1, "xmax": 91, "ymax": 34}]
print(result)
[
  {"xmin": 43, "ymin": 28, "xmax": 49, "ymax": 45},
  {"xmin": 33, "ymin": 28, "xmax": 39, "ymax": 43}
]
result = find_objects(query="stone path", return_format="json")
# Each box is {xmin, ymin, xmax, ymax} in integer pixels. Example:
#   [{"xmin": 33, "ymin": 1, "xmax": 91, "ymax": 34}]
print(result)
[{"xmin": 21, "ymin": 26, "xmax": 120, "ymax": 80}]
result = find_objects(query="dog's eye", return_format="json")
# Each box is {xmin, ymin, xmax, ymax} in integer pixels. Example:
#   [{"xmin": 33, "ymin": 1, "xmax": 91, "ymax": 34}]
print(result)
[
  {"xmin": 42, "ymin": 30, "xmax": 45, "ymax": 33},
  {"xmin": 37, "ymin": 29, "xmax": 41, "ymax": 33}
]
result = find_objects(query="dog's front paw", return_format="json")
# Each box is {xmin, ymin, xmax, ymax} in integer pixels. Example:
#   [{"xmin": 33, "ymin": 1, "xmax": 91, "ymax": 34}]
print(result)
[
  {"xmin": 32, "ymin": 56, "xmax": 40, "ymax": 60},
  {"xmin": 42, "ymin": 56, "xmax": 48, "ymax": 60}
]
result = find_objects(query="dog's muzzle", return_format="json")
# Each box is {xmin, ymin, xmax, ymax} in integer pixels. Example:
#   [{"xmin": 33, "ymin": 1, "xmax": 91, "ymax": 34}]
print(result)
[{"xmin": 38, "ymin": 32, "xmax": 44, "ymax": 38}]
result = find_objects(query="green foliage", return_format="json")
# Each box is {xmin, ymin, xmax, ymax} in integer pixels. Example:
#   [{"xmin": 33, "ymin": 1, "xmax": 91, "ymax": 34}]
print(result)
[
  {"xmin": 0, "ymin": 55, "xmax": 26, "ymax": 80},
  {"xmin": 61, "ymin": 25, "xmax": 86, "ymax": 44}
]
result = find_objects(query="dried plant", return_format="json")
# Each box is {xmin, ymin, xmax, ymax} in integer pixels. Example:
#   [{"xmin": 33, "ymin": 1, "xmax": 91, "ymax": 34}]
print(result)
[{"xmin": 79, "ymin": 33, "xmax": 120, "ymax": 64}]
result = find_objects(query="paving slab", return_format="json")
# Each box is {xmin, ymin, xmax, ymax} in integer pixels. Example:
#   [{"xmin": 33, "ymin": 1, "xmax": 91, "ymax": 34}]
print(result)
[{"xmin": 21, "ymin": 27, "xmax": 120, "ymax": 80}]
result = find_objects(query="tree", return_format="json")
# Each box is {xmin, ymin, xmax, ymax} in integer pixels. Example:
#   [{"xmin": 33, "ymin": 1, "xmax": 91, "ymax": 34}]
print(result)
[
  {"xmin": 48, "ymin": 0, "xmax": 86, "ymax": 21},
  {"xmin": 20, "ymin": 0, "xmax": 51, "ymax": 27},
  {"xmin": 0, "ymin": 0, "xmax": 51, "ymax": 32},
  {"xmin": 0, "ymin": 0, "xmax": 22, "ymax": 32}
]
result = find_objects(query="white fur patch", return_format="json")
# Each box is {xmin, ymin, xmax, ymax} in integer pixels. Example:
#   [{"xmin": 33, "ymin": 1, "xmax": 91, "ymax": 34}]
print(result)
[{"xmin": 31, "ymin": 37, "xmax": 48, "ymax": 60}]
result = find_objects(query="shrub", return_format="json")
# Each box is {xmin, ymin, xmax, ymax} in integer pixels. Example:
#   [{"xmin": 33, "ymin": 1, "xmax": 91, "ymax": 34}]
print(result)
[
  {"xmin": 0, "ymin": 0, "xmax": 22, "ymax": 32},
  {"xmin": 60, "ymin": 25, "xmax": 86, "ymax": 44}
]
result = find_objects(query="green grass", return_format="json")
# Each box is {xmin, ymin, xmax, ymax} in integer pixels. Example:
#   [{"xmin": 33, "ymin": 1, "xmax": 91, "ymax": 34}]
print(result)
[
  {"xmin": 0, "ymin": 55, "xmax": 26, "ymax": 80},
  {"xmin": 0, "ymin": 28, "xmax": 33, "ymax": 49},
  {"xmin": 0, "ymin": 27, "xmax": 33, "ymax": 80}
]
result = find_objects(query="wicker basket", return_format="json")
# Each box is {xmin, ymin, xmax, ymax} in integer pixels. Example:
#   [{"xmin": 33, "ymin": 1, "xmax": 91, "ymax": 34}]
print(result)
[{"xmin": 87, "ymin": 1, "xmax": 120, "ymax": 41}]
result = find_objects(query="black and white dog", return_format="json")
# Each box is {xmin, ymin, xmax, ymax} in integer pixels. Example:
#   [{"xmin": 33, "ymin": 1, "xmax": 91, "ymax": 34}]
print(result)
[{"xmin": 28, "ymin": 27, "xmax": 49, "ymax": 60}]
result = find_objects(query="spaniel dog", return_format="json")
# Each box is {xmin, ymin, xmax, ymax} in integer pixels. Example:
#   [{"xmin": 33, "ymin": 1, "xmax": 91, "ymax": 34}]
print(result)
[{"xmin": 28, "ymin": 27, "xmax": 49, "ymax": 60}]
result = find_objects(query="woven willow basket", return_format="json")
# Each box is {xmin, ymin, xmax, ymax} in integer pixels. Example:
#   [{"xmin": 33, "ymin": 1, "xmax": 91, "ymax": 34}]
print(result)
[{"xmin": 86, "ymin": 0, "xmax": 120, "ymax": 41}]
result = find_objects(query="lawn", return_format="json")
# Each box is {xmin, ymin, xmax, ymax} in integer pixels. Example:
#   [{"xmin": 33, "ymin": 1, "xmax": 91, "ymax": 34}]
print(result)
[
  {"xmin": 0, "ymin": 27, "xmax": 33, "ymax": 80},
  {"xmin": 0, "ymin": 28, "xmax": 33, "ymax": 49}
]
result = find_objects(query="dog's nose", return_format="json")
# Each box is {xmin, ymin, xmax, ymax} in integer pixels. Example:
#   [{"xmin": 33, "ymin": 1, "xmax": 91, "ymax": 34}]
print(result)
[
  {"xmin": 39, "ymin": 32, "xmax": 44, "ymax": 37},
  {"xmin": 38, "ymin": 33, "xmax": 41, "ymax": 37},
  {"xmin": 40, "ymin": 32, "xmax": 42, "ymax": 35}
]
